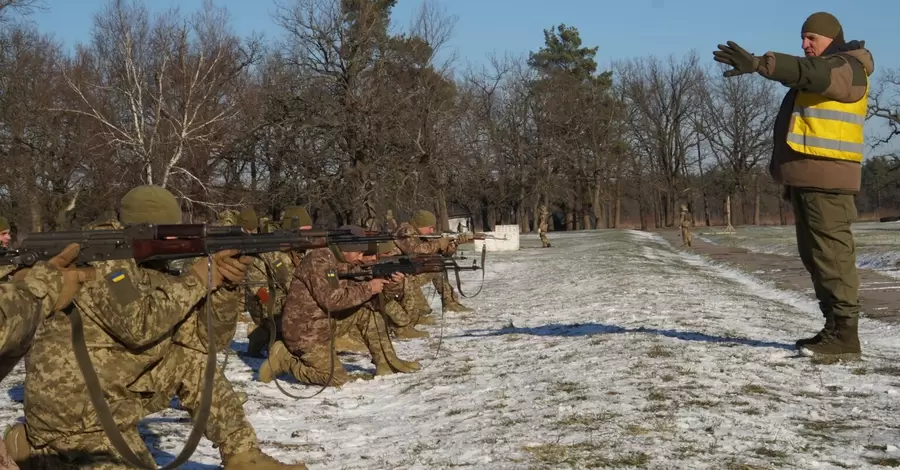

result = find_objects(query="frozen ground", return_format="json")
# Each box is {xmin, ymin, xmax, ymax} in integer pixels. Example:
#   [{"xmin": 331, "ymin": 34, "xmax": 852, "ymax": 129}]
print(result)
[
  {"xmin": 3, "ymin": 229, "xmax": 900, "ymax": 469},
  {"xmin": 697, "ymin": 221, "xmax": 900, "ymax": 278}
]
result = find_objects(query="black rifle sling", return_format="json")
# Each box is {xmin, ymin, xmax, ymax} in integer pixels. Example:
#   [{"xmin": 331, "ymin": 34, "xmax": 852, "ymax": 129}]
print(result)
[{"xmin": 68, "ymin": 257, "xmax": 218, "ymax": 469}]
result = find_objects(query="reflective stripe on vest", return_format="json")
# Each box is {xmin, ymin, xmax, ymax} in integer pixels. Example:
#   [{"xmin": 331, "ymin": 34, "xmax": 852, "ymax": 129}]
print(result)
[{"xmin": 786, "ymin": 64, "xmax": 868, "ymax": 163}]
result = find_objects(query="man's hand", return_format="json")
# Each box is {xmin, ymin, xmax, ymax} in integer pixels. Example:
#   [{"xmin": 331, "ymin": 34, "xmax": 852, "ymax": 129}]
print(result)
[
  {"xmin": 215, "ymin": 252, "xmax": 254, "ymax": 284},
  {"xmin": 368, "ymin": 278, "xmax": 390, "ymax": 294},
  {"xmin": 48, "ymin": 243, "xmax": 96, "ymax": 312},
  {"xmin": 389, "ymin": 272, "xmax": 405, "ymax": 283},
  {"xmin": 713, "ymin": 41, "xmax": 759, "ymax": 77},
  {"xmin": 190, "ymin": 249, "xmax": 236, "ymax": 288}
]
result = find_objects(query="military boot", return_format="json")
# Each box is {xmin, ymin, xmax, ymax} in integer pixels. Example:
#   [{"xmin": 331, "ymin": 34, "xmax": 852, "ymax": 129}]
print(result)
[
  {"xmin": 383, "ymin": 348, "xmax": 422, "ymax": 373},
  {"xmin": 799, "ymin": 316, "xmax": 861, "ymax": 360},
  {"xmin": 223, "ymin": 448, "xmax": 308, "ymax": 470},
  {"xmin": 258, "ymin": 341, "xmax": 293, "ymax": 383},
  {"xmin": 443, "ymin": 298, "xmax": 474, "ymax": 313},
  {"xmin": 415, "ymin": 314, "xmax": 437, "ymax": 325},
  {"xmin": 243, "ymin": 325, "xmax": 268, "ymax": 358},
  {"xmin": 4, "ymin": 423, "xmax": 30, "ymax": 469},
  {"xmin": 795, "ymin": 315, "xmax": 835, "ymax": 350},
  {"xmin": 333, "ymin": 331, "xmax": 367, "ymax": 353},
  {"xmin": 370, "ymin": 344, "xmax": 421, "ymax": 376},
  {"xmin": 393, "ymin": 325, "xmax": 430, "ymax": 340}
]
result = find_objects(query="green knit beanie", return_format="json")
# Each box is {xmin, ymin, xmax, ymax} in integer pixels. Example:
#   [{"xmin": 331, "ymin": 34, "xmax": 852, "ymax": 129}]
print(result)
[
  {"xmin": 411, "ymin": 210, "xmax": 436, "ymax": 229},
  {"xmin": 238, "ymin": 207, "xmax": 258, "ymax": 231},
  {"xmin": 801, "ymin": 12, "xmax": 842, "ymax": 39},
  {"xmin": 281, "ymin": 206, "xmax": 312, "ymax": 228},
  {"xmin": 119, "ymin": 185, "xmax": 182, "ymax": 225},
  {"xmin": 0, "ymin": 216, "xmax": 8, "ymax": 232}
]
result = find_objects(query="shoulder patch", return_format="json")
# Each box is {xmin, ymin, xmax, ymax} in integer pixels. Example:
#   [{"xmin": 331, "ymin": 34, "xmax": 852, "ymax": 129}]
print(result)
[{"xmin": 106, "ymin": 269, "xmax": 140, "ymax": 306}]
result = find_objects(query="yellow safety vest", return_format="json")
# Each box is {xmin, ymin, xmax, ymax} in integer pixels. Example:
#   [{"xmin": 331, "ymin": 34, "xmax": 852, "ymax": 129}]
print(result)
[{"xmin": 786, "ymin": 63, "xmax": 868, "ymax": 163}]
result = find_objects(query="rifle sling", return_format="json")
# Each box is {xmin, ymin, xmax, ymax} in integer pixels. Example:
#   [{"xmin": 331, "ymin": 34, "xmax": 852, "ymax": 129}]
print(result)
[{"xmin": 68, "ymin": 267, "xmax": 218, "ymax": 469}]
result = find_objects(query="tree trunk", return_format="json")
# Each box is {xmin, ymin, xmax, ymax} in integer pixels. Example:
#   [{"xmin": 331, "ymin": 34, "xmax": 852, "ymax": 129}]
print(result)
[
  {"xmin": 778, "ymin": 195, "xmax": 787, "ymax": 225},
  {"xmin": 437, "ymin": 188, "xmax": 449, "ymax": 232},
  {"xmin": 753, "ymin": 176, "xmax": 761, "ymax": 225},
  {"xmin": 724, "ymin": 194, "xmax": 735, "ymax": 232}
]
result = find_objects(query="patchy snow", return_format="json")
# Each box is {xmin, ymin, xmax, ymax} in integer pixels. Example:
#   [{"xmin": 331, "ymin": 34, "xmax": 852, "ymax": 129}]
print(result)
[
  {"xmin": 3, "ymin": 230, "xmax": 900, "ymax": 469},
  {"xmin": 698, "ymin": 222, "xmax": 900, "ymax": 280}
]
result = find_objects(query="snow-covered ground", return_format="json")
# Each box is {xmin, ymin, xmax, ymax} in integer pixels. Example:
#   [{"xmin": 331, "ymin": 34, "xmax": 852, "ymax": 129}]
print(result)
[
  {"xmin": 698, "ymin": 221, "xmax": 900, "ymax": 278},
  {"xmin": 4, "ymin": 229, "xmax": 900, "ymax": 469}
]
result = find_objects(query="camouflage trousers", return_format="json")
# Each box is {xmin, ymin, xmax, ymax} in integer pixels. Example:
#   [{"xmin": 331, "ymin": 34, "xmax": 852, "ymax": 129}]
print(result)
[
  {"xmin": 539, "ymin": 230, "xmax": 550, "ymax": 247},
  {"xmin": 680, "ymin": 226, "xmax": 692, "ymax": 247},
  {"xmin": 410, "ymin": 272, "xmax": 456, "ymax": 302},
  {"xmin": 282, "ymin": 306, "xmax": 399, "ymax": 386},
  {"xmin": 25, "ymin": 344, "xmax": 258, "ymax": 469},
  {"xmin": 333, "ymin": 306, "xmax": 393, "ymax": 356},
  {"xmin": 246, "ymin": 314, "xmax": 283, "ymax": 357}
]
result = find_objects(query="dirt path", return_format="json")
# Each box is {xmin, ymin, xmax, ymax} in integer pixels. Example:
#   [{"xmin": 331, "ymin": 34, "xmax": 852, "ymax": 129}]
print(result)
[{"xmin": 652, "ymin": 228, "xmax": 900, "ymax": 324}]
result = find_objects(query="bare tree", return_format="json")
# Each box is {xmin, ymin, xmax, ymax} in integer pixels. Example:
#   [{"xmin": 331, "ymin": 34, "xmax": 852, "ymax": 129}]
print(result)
[
  {"xmin": 616, "ymin": 53, "xmax": 702, "ymax": 227},
  {"xmin": 56, "ymin": 0, "xmax": 258, "ymax": 205},
  {"xmin": 699, "ymin": 64, "xmax": 778, "ymax": 225}
]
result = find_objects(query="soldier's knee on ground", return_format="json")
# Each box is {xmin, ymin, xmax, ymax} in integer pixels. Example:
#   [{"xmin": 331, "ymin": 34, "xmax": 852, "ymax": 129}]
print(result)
[
  {"xmin": 223, "ymin": 448, "xmax": 309, "ymax": 470},
  {"xmin": 3, "ymin": 423, "xmax": 29, "ymax": 467},
  {"xmin": 296, "ymin": 344, "xmax": 349, "ymax": 387}
]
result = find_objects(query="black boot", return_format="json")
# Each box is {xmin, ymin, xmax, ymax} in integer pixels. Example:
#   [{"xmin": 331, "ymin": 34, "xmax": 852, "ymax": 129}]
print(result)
[
  {"xmin": 799, "ymin": 316, "xmax": 861, "ymax": 360},
  {"xmin": 795, "ymin": 314, "xmax": 835, "ymax": 350}
]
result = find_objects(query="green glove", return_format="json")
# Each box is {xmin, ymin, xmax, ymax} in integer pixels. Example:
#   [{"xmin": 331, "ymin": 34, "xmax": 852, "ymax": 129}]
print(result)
[{"xmin": 713, "ymin": 41, "xmax": 760, "ymax": 77}]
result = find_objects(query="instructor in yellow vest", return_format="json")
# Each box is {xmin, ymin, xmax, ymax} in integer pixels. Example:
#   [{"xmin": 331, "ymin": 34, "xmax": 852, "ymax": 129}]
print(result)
[{"xmin": 713, "ymin": 12, "xmax": 873, "ymax": 360}]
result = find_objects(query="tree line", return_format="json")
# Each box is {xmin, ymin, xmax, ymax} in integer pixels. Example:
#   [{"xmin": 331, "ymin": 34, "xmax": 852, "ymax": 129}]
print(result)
[{"xmin": 1, "ymin": 0, "xmax": 899, "ymax": 235}]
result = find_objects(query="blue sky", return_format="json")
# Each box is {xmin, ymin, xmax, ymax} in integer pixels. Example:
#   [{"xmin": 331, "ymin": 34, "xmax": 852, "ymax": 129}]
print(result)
[{"xmin": 20, "ymin": 0, "xmax": 900, "ymax": 156}]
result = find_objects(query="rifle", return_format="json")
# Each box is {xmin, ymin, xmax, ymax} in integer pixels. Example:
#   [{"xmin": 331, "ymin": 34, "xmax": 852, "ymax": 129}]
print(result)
[
  {"xmin": 340, "ymin": 253, "xmax": 481, "ymax": 280},
  {"xmin": 418, "ymin": 232, "xmax": 508, "ymax": 243},
  {"xmin": 1, "ymin": 224, "xmax": 397, "ymax": 268}
]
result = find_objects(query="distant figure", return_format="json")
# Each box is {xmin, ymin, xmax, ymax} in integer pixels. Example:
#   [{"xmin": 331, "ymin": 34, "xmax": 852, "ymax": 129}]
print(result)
[
  {"xmin": 714, "ymin": 11, "xmax": 871, "ymax": 359},
  {"xmin": 538, "ymin": 206, "xmax": 551, "ymax": 248},
  {"xmin": 456, "ymin": 221, "xmax": 464, "ymax": 233},
  {"xmin": 679, "ymin": 205, "xmax": 693, "ymax": 247}
]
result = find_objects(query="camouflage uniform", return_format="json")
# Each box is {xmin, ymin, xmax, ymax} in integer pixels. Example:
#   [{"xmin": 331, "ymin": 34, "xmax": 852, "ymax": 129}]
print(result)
[
  {"xmin": 395, "ymin": 210, "xmax": 473, "ymax": 313},
  {"xmin": 679, "ymin": 205, "xmax": 693, "ymax": 247},
  {"xmin": 16, "ymin": 186, "xmax": 307, "ymax": 470},
  {"xmin": 0, "ymin": 217, "xmax": 13, "ymax": 281},
  {"xmin": 538, "ymin": 206, "xmax": 551, "ymax": 248},
  {"xmin": 262, "ymin": 229, "xmax": 417, "ymax": 387},
  {"xmin": 244, "ymin": 207, "xmax": 310, "ymax": 358},
  {"xmin": 0, "ymin": 257, "xmax": 85, "ymax": 470}
]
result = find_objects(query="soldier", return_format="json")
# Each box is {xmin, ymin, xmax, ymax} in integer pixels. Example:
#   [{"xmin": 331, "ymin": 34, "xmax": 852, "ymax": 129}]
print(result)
[
  {"xmin": 369, "ymin": 240, "xmax": 430, "ymax": 340},
  {"xmin": 0, "ymin": 216, "xmax": 11, "ymax": 249},
  {"xmin": 538, "ymin": 206, "xmax": 551, "ymax": 248},
  {"xmin": 0, "ymin": 244, "xmax": 94, "ymax": 470},
  {"xmin": 259, "ymin": 225, "xmax": 410, "ymax": 387},
  {"xmin": 383, "ymin": 209, "xmax": 398, "ymax": 232},
  {"xmin": 395, "ymin": 210, "xmax": 473, "ymax": 313},
  {"xmin": 0, "ymin": 217, "xmax": 14, "ymax": 282},
  {"xmin": 679, "ymin": 204, "xmax": 693, "ymax": 247},
  {"xmin": 714, "ymin": 12, "xmax": 872, "ymax": 359},
  {"xmin": 244, "ymin": 206, "xmax": 311, "ymax": 358},
  {"xmin": 6, "ymin": 185, "xmax": 308, "ymax": 469}
]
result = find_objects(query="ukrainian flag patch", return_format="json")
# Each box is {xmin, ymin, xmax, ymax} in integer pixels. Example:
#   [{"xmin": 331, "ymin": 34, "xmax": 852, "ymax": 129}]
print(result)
[
  {"xmin": 275, "ymin": 261, "xmax": 283, "ymax": 268},
  {"xmin": 109, "ymin": 271, "xmax": 126, "ymax": 283}
]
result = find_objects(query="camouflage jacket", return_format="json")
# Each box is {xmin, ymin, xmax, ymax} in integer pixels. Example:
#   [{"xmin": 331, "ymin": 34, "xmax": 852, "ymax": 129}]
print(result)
[
  {"xmin": 0, "ymin": 264, "xmax": 65, "ymax": 380},
  {"xmin": 393, "ymin": 222, "xmax": 442, "ymax": 255},
  {"xmin": 245, "ymin": 250, "xmax": 301, "ymax": 321},
  {"xmin": 23, "ymin": 253, "xmax": 245, "ymax": 445},
  {"xmin": 281, "ymin": 247, "xmax": 373, "ymax": 354}
]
